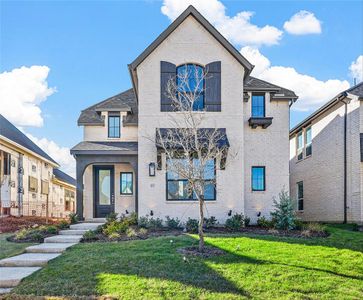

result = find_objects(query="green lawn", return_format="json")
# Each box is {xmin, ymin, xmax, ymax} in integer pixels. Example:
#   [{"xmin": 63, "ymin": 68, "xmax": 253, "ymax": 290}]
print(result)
[
  {"xmin": 11, "ymin": 225, "xmax": 363, "ymax": 299},
  {"xmin": 0, "ymin": 233, "xmax": 35, "ymax": 260}
]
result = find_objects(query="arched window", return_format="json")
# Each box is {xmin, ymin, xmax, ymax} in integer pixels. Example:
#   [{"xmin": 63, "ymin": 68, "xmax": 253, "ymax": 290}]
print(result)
[{"xmin": 176, "ymin": 64, "xmax": 204, "ymax": 111}]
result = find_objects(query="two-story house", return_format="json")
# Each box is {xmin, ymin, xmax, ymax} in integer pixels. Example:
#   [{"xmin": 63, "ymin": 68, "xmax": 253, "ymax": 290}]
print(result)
[
  {"xmin": 71, "ymin": 6, "xmax": 298, "ymax": 223},
  {"xmin": 0, "ymin": 114, "xmax": 76, "ymax": 218},
  {"xmin": 290, "ymin": 82, "xmax": 363, "ymax": 224}
]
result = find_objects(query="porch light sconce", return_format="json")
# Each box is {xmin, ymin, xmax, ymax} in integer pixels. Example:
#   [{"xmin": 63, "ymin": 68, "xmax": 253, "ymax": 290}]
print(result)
[
  {"xmin": 125, "ymin": 210, "xmax": 129, "ymax": 215},
  {"xmin": 150, "ymin": 210, "xmax": 154, "ymax": 216},
  {"xmin": 228, "ymin": 210, "xmax": 232, "ymax": 216},
  {"xmin": 149, "ymin": 163, "xmax": 156, "ymax": 176},
  {"xmin": 257, "ymin": 211, "xmax": 261, "ymax": 217}
]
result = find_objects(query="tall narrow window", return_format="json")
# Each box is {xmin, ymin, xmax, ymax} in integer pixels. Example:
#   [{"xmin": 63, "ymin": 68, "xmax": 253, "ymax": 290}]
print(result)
[
  {"xmin": 305, "ymin": 127, "xmax": 312, "ymax": 156},
  {"xmin": 120, "ymin": 172, "xmax": 133, "ymax": 195},
  {"xmin": 176, "ymin": 64, "xmax": 204, "ymax": 111},
  {"xmin": 252, "ymin": 166, "xmax": 265, "ymax": 191},
  {"xmin": 108, "ymin": 115, "xmax": 120, "ymax": 138},
  {"xmin": 251, "ymin": 93, "xmax": 265, "ymax": 117},
  {"xmin": 297, "ymin": 131, "xmax": 304, "ymax": 160},
  {"xmin": 297, "ymin": 181, "xmax": 304, "ymax": 211}
]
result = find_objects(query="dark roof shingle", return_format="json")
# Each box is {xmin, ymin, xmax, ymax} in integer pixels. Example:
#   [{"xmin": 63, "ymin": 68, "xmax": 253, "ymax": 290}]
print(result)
[
  {"xmin": 0, "ymin": 114, "xmax": 58, "ymax": 165},
  {"xmin": 53, "ymin": 168, "xmax": 76, "ymax": 186}
]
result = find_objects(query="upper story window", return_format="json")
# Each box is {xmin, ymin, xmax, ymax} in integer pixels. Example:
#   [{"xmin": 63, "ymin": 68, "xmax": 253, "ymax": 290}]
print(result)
[
  {"xmin": 297, "ymin": 131, "xmax": 304, "ymax": 160},
  {"xmin": 305, "ymin": 127, "xmax": 312, "ymax": 156},
  {"xmin": 176, "ymin": 64, "xmax": 204, "ymax": 111},
  {"xmin": 108, "ymin": 114, "xmax": 120, "ymax": 138},
  {"xmin": 251, "ymin": 93, "xmax": 265, "ymax": 117}
]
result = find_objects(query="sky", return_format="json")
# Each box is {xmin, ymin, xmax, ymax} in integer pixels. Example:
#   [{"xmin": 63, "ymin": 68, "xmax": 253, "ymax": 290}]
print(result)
[{"xmin": 0, "ymin": 0, "xmax": 362, "ymax": 176}]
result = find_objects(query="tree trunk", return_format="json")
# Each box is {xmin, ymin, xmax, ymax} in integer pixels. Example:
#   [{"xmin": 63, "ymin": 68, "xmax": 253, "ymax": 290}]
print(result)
[{"xmin": 198, "ymin": 195, "xmax": 205, "ymax": 252}]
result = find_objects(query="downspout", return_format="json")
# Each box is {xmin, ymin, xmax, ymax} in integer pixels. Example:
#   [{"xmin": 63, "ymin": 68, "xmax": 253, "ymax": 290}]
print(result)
[{"xmin": 339, "ymin": 92, "xmax": 348, "ymax": 223}]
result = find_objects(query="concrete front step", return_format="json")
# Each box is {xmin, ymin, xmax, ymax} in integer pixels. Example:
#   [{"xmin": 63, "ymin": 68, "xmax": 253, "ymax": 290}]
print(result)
[
  {"xmin": 0, "ymin": 267, "xmax": 41, "ymax": 287},
  {"xmin": 70, "ymin": 223, "xmax": 104, "ymax": 231},
  {"xmin": 84, "ymin": 218, "xmax": 106, "ymax": 223},
  {"xmin": 26, "ymin": 243, "xmax": 76, "ymax": 253},
  {"xmin": 0, "ymin": 288, "xmax": 13, "ymax": 294},
  {"xmin": 44, "ymin": 235, "xmax": 82, "ymax": 243},
  {"xmin": 59, "ymin": 229, "xmax": 87, "ymax": 235},
  {"xmin": 0, "ymin": 253, "xmax": 60, "ymax": 267}
]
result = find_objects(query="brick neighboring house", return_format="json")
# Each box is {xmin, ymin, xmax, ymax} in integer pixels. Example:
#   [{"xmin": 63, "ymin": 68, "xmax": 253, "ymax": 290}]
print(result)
[
  {"xmin": 0, "ymin": 114, "xmax": 76, "ymax": 218},
  {"xmin": 71, "ymin": 6, "xmax": 298, "ymax": 223},
  {"xmin": 290, "ymin": 82, "xmax": 363, "ymax": 224}
]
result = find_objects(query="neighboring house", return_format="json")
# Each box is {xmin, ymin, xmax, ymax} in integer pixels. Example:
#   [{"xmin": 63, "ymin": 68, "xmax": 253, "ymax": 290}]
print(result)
[
  {"xmin": 290, "ymin": 82, "xmax": 363, "ymax": 224},
  {"xmin": 71, "ymin": 5, "xmax": 298, "ymax": 223},
  {"xmin": 0, "ymin": 114, "xmax": 76, "ymax": 218}
]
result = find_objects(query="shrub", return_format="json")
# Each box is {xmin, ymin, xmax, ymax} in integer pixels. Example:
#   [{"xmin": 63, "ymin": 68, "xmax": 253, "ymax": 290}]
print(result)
[
  {"xmin": 148, "ymin": 217, "xmax": 163, "ymax": 229},
  {"xmin": 165, "ymin": 216, "xmax": 181, "ymax": 229},
  {"xmin": 45, "ymin": 225, "xmax": 58, "ymax": 234},
  {"xmin": 244, "ymin": 216, "xmax": 251, "ymax": 227},
  {"xmin": 270, "ymin": 190, "xmax": 297, "ymax": 230},
  {"xmin": 27, "ymin": 231, "xmax": 43, "ymax": 242},
  {"xmin": 128, "ymin": 212, "xmax": 138, "ymax": 226},
  {"xmin": 204, "ymin": 216, "xmax": 218, "ymax": 229},
  {"xmin": 257, "ymin": 216, "xmax": 272, "ymax": 228},
  {"xmin": 138, "ymin": 216, "xmax": 149, "ymax": 228},
  {"xmin": 15, "ymin": 228, "xmax": 28, "ymax": 240},
  {"xmin": 294, "ymin": 219, "xmax": 305, "ymax": 230},
  {"xmin": 108, "ymin": 232, "xmax": 120, "ymax": 239},
  {"xmin": 186, "ymin": 218, "xmax": 199, "ymax": 233},
  {"xmin": 303, "ymin": 222, "xmax": 326, "ymax": 234},
  {"xmin": 68, "ymin": 213, "xmax": 79, "ymax": 224},
  {"xmin": 83, "ymin": 230, "xmax": 97, "ymax": 241},
  {"xmin": 225, "ymin": 213, "xmax": 245, "ymax": 231},
  {"xmin": 106, "ymin": 212, "xmax": 118, "ymax": 224},
  {"xmin": 139, "ymin": 228, "xmax": 148, "ymax": 236},
  {"xmin": 57, "ymin": 220, "xmax": 69, "ymax": 230},
  {"xmin": 103, "ymin": 221, "xmax": 128, "ymax": 236},
  {"xmin": 126, "ymin": 228, "xmax": 137, "ymax": 237}
]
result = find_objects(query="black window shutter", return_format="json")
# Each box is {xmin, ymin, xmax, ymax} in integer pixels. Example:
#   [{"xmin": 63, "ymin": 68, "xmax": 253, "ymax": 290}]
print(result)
[
  {"xmin": 205, "ymin": 61, "xmax": 221, "ymax": 112},
  {"xmin": 160, "ymin": 61, "xmax": 176, "ymax": 112}
]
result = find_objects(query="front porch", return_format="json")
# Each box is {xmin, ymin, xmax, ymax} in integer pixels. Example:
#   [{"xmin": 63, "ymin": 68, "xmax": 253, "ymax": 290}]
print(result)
[{"xmin": 70, "ymin": 141, "xmax": 138, "ymax": 220}]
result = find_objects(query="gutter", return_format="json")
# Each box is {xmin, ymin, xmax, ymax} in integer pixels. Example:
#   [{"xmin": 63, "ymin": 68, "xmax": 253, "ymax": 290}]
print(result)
[{"xmin": 339, "ymin": 91, "xmax": 349, "ymax": 224}]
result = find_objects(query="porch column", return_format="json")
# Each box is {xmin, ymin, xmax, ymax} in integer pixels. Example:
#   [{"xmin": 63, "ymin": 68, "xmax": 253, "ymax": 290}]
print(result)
[
  {"xmin": 76, "ymin": 161, "xmax": 85, "ymax": 221},
  {"xmin": 130, "ymin": 159, "xmax": 138, "ymax": 215}
]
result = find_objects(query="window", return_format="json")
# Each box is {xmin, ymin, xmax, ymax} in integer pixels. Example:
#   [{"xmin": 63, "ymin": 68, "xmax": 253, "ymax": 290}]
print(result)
[
  {"xmin": 297, "ymin": 181, "xmax": 304, "ymax": 211},
  {"xmin": 251, "ymin": 93, "xmax": 265, "ymax": 117},
  {"xmin": 297, "ymin": 131, "xmax": 304, "ymax": 160},
  {"xmin": 252, "ymin": 166, "xmax": 265, "ymax": 191},
  {"xmin": 305, "ymin": 127, "xmax": 312, "ymax": 156},
  {"xmin": 3, "ymin": 152, "xmax": 11, "ymax": 175},
  {"xmin": 120, "ymin": 172, "xmax": 133, "ymax": 195},
  {"xmin": 65, "ymin": 189, "xmax": 75, "ymax": 211},
  {"xmin": 29, "ymin": 176, "xmax": 38, "ymax": 193},
  {"xmin": 166, "ymin": 158, "xmax": 215, "ymax": 200},
  {"xmin": 108, "ymin": 115, "xmax": 120, "ymax": 138},
  {"xmin": 176, "ymin": 64, "xmax": 204, "ymax": 111},
  {"xmin": 41, "ymin": 180, "xmax": 49, "ymax": 195}
]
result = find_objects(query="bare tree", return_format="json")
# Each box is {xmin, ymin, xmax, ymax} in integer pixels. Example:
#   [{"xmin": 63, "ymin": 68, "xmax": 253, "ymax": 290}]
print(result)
[{"xmin": 156, "ymin": 65, "xmax": 230, "ymax": 252}]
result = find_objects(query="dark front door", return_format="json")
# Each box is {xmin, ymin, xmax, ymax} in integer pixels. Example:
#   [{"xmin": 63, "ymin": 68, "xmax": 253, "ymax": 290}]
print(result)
[{"xmin": 94, "ymin": 166, "xmax": 114, "ymax": 218}]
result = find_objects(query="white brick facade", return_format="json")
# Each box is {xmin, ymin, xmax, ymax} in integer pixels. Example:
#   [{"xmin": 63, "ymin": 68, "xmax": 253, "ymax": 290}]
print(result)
[{"xmin": 290, "ymin": 92, "xmax": 363, "ymax": 224}]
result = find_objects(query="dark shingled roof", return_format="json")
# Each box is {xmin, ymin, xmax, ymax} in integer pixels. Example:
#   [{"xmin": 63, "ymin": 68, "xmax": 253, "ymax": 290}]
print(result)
[
  {"xmin": 244, "ymin": 76, "xmax": 298, "ymax": 99},
  {"xmin": 78, "ymin": 89, "xmax": 138, "ymax": 126},
  {"xmin": 78, "ymin": 77, "xmax": 297, "ymax": 126},
  {"xmin": 0, "ymin": 114, "xmax": 58, "ymax": 165},
  {"xmin": 71, "ymin": 141, "xmax": 138, "ymax": 154},
  {"xmin": 290, "ymin": 82, "xmax": 363, "ymax": 135},
  {"xmin": 346, "ymin": 82, "xmax": 363, "ymax": 97},
  {"xmin": 53, "ymin": 168, "xmax": 76, "ymax": 186}
]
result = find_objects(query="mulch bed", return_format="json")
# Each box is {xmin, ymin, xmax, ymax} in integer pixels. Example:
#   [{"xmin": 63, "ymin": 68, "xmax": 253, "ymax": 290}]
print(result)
[
  {"xmin": 82, "ymin": 228, "xmax": 184, "ymax": 243},
  {"xmin": 177, "ymin": 246, "xmax": 225, "ymax": 258},
  {"xmin": 6, "ymin": 233, "xmax": 57, "ymax": 243},
  {"xmin": 0, "ymin": 216, "xmax": 62, "ymax": 233}
]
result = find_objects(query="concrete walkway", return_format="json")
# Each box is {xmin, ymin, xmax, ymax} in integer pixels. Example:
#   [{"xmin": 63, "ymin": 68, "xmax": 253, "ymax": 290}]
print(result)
[{"xmin": 0, "ymin": 222, "xmax": 103, "ymax": 294}]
